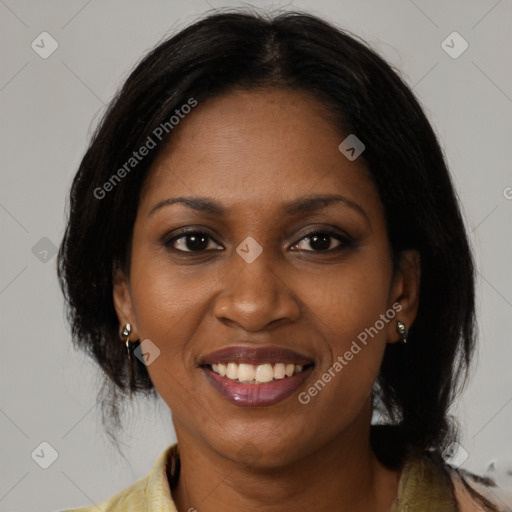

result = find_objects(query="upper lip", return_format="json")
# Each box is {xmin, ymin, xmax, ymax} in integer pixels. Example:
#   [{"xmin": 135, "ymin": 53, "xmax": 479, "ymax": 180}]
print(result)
[{"xmin": 199, "ymin": 345, "xmax": 314, "ymax": 366}]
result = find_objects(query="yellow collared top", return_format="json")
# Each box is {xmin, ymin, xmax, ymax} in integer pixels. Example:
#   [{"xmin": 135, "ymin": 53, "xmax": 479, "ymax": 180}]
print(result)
[
  {"xmin": 62, "ymin": 444, "xmax": 510, "ymax": 512},
  {"xmin": 62, "ymin": 445, "xmax": 179, "ymax": 512}
]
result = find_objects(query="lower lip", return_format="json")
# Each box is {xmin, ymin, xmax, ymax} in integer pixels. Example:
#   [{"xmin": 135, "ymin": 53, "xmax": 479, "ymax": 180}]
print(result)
[{"xmin": 202, "ymin": 366, "xmax": 313, "ymax": 407}]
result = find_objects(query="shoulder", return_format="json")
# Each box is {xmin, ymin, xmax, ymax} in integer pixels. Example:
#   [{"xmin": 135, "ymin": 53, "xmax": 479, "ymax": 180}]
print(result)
[
  {"xmin": 396, "ymin": 450, "xmax": 512, "ymax": 512},
  {"xmin": 449, "ymin": 466, "xmax": 512, "ymax": 512},
  {"xmin": 60, "ymin": 444, "xmax": 178, "ymax": 512}
]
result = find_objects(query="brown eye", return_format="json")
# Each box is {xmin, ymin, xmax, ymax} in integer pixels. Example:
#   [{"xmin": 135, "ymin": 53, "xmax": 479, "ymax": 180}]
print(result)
[
  {"xmin": 291, "ymin": 230, "xmax": 350, "ymax": 252},
  {"xmin": 165, "ymin": 231, "xmax": 223, "ymax": 252}
]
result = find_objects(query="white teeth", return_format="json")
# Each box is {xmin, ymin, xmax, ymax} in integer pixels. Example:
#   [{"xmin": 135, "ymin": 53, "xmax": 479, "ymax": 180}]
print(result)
[
  {"xmin": 255, "ymin": 363, "xmax": 274, "ymax": 383},
  {"xmin": 210, "ymin": 362, "xmax": 308, "ymax": 383},
  {"xmin": 273, "ymin": 363, "xmax": 286, "ymax": 379},
  {"xmin": 226, "ymin": 362, "xmax": 238, "ymax": 380},
  {"xmin": 238, "ymin": 363, "xmax": 256, "ymax": 383}
]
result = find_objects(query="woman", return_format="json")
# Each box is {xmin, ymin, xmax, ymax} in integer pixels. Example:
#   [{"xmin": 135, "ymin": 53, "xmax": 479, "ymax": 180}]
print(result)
[{"xmin": 58, "ymin": 10, "xmax": 510, "ymax": 512}]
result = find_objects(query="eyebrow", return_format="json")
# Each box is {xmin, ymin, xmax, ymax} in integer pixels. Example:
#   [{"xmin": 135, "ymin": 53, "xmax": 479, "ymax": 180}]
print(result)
[{"xmin": 148, "ymin": 194, "xmax": 369, "ymax": 223}]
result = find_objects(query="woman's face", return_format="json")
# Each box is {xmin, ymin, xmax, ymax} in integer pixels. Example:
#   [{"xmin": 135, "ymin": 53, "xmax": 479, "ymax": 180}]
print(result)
[{"xmin": 114, "ymin": 88, "xmax": 419, "ymax": 467}]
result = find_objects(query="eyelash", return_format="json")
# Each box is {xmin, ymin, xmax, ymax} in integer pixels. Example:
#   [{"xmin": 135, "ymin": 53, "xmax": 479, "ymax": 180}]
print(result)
[{"xmin": 162, "ymin": 228, "xmax": 352, "ymax": 254}]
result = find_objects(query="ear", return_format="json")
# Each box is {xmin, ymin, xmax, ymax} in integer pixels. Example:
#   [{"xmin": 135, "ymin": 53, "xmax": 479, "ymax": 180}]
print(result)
[
  {"xmin": 386, "ymin": 249, "xmax": 421, "ymax": 344},
  {"xmin": 112, "ymin": 267, "xmax": 139, "ymax": 341}
]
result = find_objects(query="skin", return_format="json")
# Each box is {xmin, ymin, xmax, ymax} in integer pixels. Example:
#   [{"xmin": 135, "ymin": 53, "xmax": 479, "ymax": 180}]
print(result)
[{"xmin": 114, "ymin": 88, "xmax": 421, "ymax": 512}]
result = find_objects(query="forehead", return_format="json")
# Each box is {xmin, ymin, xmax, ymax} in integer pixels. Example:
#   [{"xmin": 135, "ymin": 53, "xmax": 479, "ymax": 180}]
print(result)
[{"xmin": 139, "ymin": 88, "xmax": 378, "ymax": 216}]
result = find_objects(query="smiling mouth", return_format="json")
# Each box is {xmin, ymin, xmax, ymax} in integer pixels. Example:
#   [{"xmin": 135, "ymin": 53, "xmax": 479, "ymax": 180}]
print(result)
[
  {"xmin": 207, "ymin": 362, "xmax": 314, "ymax": 384},
  {"xmin": 199, "ymin": 345, "xmax": 315, "ymax": 406}
]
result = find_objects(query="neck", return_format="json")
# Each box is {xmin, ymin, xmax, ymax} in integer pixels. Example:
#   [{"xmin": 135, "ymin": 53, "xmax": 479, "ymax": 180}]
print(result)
[{"xmin": 171, "ymin": 403, "xmax": 400, "ymax": 512}]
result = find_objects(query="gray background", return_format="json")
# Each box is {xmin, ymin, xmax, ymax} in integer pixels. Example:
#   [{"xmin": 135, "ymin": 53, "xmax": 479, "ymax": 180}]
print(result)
[{"xmin": 1, "ymin": 0, "xmax": 511, "ymax": 510}]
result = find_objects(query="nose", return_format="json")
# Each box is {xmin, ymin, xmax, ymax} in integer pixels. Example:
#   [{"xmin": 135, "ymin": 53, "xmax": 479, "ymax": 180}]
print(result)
[{"xmin": 213, "ymin": 254, "xmax": 301, "ymax": 332}]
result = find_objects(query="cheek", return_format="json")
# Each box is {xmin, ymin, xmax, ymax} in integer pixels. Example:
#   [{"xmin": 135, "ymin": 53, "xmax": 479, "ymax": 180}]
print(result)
[
  {"xmin": 127, "ymin": 250, "xmax": 222, "ymax": 402},
  {"xmin": 305, "ymin": 252, "xmax": 393, "ymax": 345},
  {"xmin": 130, "ymin": 269, "xmax": 190, "ymax": 343},
  {"xmin": 127, "ymin": 256, "xmax": 189, "ymax": 362},
  {"xmin": 300, "ymin": 248, "xmax": 393, "ymax": 400},
  {"xmin": 129, "ymin": 245, "xmax": 216, "ymax": 337}
]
